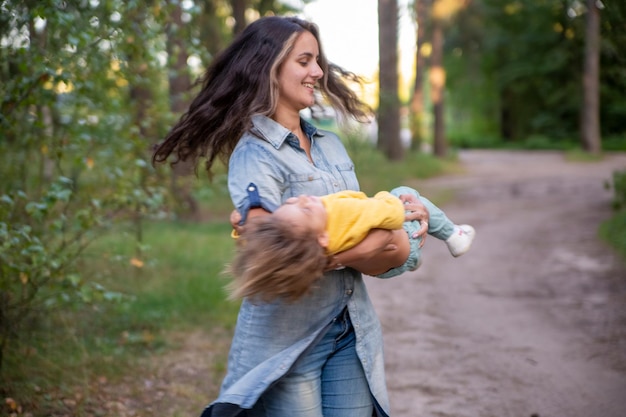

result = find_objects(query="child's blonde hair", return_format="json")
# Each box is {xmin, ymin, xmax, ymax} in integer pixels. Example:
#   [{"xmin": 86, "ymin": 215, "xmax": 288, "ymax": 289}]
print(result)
[{"xmin": 227, "ymin": 215, "xmax": 329, "ymax": 302}]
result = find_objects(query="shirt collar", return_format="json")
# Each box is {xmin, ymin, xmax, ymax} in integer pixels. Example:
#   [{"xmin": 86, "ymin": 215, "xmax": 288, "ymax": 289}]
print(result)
[{"xmin": 251, "ymin": 114, "xmax": 325, "ymax": 149}]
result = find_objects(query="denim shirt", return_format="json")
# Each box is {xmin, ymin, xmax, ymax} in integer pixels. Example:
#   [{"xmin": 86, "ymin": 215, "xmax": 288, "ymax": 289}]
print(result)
[{"xmin": 202, "ymin": 115, "xmax": 390, "ymax": 417}]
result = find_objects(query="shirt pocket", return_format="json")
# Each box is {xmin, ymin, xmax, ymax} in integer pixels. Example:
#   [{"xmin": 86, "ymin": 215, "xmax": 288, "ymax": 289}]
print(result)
[
  {"xmin": 286, "ymin": 172, "xmax": 327, "ymax": 199},
  {"xmin": 335, "ymin": 162, "xmax": 359, "ymax": 191}
]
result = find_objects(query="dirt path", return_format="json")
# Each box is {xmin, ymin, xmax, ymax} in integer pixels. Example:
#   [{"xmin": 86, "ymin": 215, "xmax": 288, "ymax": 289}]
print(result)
[
  {"xmin": 365, "ymin": 150, "xmax": 626, "ymax": 417},
  {"xmin": 97, "ymin": 150, "xmax": 626, "ymax": 417}
]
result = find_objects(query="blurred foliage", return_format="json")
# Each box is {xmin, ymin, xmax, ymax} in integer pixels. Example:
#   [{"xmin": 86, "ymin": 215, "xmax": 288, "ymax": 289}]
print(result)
[
  {"xmin": 606, "ymin": 169, "xmax": 626, "ymax": 212},
  {"xmin": 0, "ymin": 0, "xmax": 168, "ymax": 376},
  {"xmin": 600, "ymin": 211, "xmax": 626, "ymax": 260},
  {"xmin": 343, "ymin": 132, "xmax": 453, "ymax": 194},
  {"xmin": 444, "ymin": 0, "xmax": 626, "ymax": 149}
]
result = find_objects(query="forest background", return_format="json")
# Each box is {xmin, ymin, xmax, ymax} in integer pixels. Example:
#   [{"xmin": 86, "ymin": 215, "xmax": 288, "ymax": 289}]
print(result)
[{"xmin": 1, "ymin": 0, "xmax": 625, "ymax": 415}]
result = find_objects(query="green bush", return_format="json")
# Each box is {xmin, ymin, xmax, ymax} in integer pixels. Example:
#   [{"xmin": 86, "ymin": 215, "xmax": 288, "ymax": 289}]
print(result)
[
  {"xmin": 603, "ymin": 135, "xmax": 626, "ymax": 152},
  {"xmin": 0, "ymin": 0, "xmax": 168, "ymax": 386},
  {"xmin": 605, "ymin": 169, "xmax": 626, "ymax": 211},
  {"xmin": 600, "ymin": 169, "xmax": 626, "ymax": 258},
  {"xmin": 0, "ymin": 178, "xmax": 112, "ymax": 367},
  {"xmin": 600, "ymin": 211, "xmax": 626, "ymax": 259}
]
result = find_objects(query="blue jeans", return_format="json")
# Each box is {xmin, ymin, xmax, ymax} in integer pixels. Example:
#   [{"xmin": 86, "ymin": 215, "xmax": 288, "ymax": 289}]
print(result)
[{"xmin": 258, "ymin": 308, "xmax": 373, "ymax": 417}]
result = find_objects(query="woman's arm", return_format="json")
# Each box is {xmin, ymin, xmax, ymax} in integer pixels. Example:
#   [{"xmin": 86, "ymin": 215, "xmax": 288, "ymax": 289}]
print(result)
[
  {"xmin": 328, "ymin": 193, "xmax": 430, "ymax": 274},
  {"xmin": 329, "ymin": 229, "xmax": 410, "ymax": 275}
]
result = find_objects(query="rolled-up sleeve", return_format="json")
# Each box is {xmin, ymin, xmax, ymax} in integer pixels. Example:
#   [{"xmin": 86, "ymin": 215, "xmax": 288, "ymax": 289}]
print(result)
[{"xmin": 228, "ymin": 141, "xmax": 285, "ymax": 215}]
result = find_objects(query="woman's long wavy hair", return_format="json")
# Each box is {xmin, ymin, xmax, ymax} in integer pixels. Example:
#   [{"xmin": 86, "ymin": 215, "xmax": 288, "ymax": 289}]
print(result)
[{"xmin": 152, "ymin": 16, "xmax": 371, "ymax": 177}]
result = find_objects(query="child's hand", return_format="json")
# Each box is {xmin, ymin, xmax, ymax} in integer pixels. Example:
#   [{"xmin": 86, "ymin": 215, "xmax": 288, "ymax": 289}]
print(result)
[
  {"xmin": 230, "ymin": 209, "xmax": 242, "ymax": 226},
  {"xmin": 230, "ymin": 210, "xmax": 244, "ymax": 235},
  {"xmin": 415, "ymin": 220, "xmax": 428, "ymax": 248},
  {"xmin": 398, "ymin": 193, "xmax": 430, "ymax": 246},
  {"xmin": 398, "ymin": 193, "xmax": 429, "ymax": 221},
  {"xmin": 230, "ymin": 207, "xmax": 271, "ymax": 237}
]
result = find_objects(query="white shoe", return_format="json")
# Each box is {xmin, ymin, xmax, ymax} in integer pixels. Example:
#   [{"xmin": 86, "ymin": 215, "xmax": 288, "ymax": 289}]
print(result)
[{"xmin": 445, "ymin": 224, "xmax": 475, "ymax": 257}]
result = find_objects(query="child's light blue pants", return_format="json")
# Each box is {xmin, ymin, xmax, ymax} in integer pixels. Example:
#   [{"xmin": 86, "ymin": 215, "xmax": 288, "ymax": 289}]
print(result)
[{"xmin": 376, "ymin": 186, "xmax": 455, "ymax": 278}]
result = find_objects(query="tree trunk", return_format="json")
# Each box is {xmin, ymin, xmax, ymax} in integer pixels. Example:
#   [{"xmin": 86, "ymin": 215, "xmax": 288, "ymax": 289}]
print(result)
[
  {"xmin": 581, "ymin": 0, "xmax": 601, "ymax": 154},
  {"xmin": 430, "ymin": 15, "xmax": 446, "ymax": 157},
  {"xmin": 199, "ymin": 0, "xmax": 224, "ymax": 58},
  {"xmin": 409, "ymin": 0, "xmax": 430, "ymax": 152},
  {"xmin": 378, "ymin": 0, "xmax": 403, "ymax": 161},
  {"xmin": 500, "ymin": 87, "xmax": 514, "ymax": 142},
  {"xmin": 127, "ymin": 4, "xmax": 154, "ymax": 142},
  {"xmin": 125, "ymin": 3, "xmax": 157, "ymax": 257},
  {"xmin": 30, "ymin": 16, "xmax": 55, "ymax": 190},
  {"xmin": 167, "ymin": 0, "xmax": 199, "ymax": 218},
  {"xmin": 257, "ymin": 0, "xmax": 275, "ymax": 16},
  {"xmin": 167, "ymin": 5, "xmax": 191, "ymax": 116},
  {"xmin": 232, "ymin": 0, "xmax": 247, "ymax": 35}
]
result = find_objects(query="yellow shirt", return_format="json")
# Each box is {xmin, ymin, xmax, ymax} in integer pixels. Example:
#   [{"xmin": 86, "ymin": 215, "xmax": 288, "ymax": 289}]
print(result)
[{"xmin": 321, "ymin": 190, "xmax": 405, "ymax": 255}]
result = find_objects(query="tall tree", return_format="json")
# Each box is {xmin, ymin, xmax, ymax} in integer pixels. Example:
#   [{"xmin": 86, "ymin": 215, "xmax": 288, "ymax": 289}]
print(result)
[
  {"xmin": 378, "ymin": 0, "xmax": 403, "ymax": 161},
  {"xmin": 430, "ymin": 3, "xmax": 446, "ymax": 157},
  {"xmin": 581, "ymin": 0, "xmax": 601, "ymax": 154},
  {"xmin": 409, "ymin": 0, "xmax": 431, "ymax": 152},
  {"xmin": 232, "ymin": 0, "xmax": 248, "ymax": 35},
  {"xmin": 430, "ymin": 0, "xmax": 466, "ymax": 157},
  {"xmin": 126, "ymin": 3, "xmax": 155, "ymax": 142},
  {"xmin": 198, "ymin": 0, "xmax": 227, "ymax": 60},
  {"xmin": 166, "ymin": 0, "xmax": 199, "ymax": 217}
]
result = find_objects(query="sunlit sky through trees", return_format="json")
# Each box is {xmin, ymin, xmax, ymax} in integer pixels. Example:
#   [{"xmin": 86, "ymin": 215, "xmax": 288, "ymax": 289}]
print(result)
[{"xmin": 300, "ymin": 0, "xmax": 416, "ymax": 87}]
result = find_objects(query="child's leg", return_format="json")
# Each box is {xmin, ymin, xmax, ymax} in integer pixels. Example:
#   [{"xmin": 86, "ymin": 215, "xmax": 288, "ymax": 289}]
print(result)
[{"xmin": 389, "ymin": 186, "xmax": 455, "ymax": 241}]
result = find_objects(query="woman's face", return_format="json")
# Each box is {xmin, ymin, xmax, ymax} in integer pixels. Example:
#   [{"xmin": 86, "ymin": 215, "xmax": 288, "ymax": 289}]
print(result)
[{"xmin": 276, "ymin": 30, "xmax": 324, "ymax": 115}]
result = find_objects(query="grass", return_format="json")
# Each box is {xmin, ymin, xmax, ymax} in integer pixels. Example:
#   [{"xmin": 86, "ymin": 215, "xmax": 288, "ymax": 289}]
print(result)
[
  {"xmin": 564, "ymin": 148, "xmax": 606, "ymax": 162},
  {"xmin": 600, "ymin": 168, "xmax": 626, "ymax": 258},
  {"xmin": 2, "ymin": 219, "xmax": 240, "ymax": 414},
  {"xmin": 600, "ymin": 211, "xmax": 626, "ymax": 259}
]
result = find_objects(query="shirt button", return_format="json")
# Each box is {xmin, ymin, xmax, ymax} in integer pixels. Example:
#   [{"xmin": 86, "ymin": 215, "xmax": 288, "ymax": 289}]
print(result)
[{"xmin": 346, "ymin": 289, "xmax": 353, "ymax": 295}]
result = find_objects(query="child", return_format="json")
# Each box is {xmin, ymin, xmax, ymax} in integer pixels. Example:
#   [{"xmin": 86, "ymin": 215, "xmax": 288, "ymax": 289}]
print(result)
[{"xmin": 228, "ymin": 184, "xmax": 475, "ymax": 302}]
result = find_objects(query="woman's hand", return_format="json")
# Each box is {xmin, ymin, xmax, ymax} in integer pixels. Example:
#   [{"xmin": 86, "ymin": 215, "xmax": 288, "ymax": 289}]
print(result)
[{"xmin": 398, "ymin": 193, "xmax": 429, "ymax": 247}]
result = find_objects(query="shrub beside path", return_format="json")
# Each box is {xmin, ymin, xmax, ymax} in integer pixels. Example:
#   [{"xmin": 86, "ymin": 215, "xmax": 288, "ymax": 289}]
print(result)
[{"xmin": 366, "ymin": 150, "xmax": 626, "ymax": 417}]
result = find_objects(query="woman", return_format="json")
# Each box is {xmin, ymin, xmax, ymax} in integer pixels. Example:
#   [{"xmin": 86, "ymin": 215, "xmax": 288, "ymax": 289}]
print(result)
[{"xmin": 153, "ymin": 16, "xmax": 429, "ymax": 417}]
